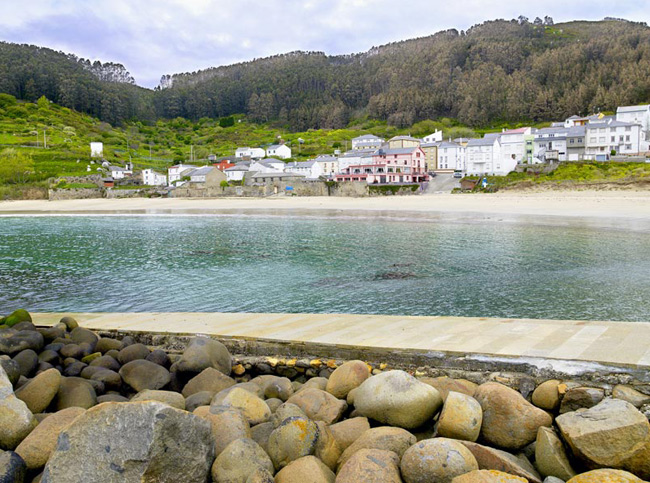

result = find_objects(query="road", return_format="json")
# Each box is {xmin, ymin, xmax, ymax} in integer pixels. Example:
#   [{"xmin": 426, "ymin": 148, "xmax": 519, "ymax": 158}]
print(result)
[{"xmin": 424, "ymin": 173, "xmax": 460, "ymax": 194}]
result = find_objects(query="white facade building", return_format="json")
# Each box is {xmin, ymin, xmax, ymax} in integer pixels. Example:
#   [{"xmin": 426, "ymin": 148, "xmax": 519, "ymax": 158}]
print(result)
[
  {"xmin": 108, "ymin": 165, "xmax": 132, "ymax": 179},
  {"xmin": 616, "ymin": 105, "xmax": 650, "ymax": 152},
  {"xmin": 235, "ymin": 147, "xmax": 265, "ymax": 160},
  {"xmin": 168, "ymin": 164, "xmax": 198, "ymax": 185},
  {"xmin": 313, "ymin": 155, "xmax": 339, "ymax": 177},
  {"xmin": 435, "ymin": 141, "xmax": 465, "ymax": 171},
  {"xmin": 351, "ymin": 134, "xmax": 384, "ymax": 151},
  {"xmin": 499, "ymin": 127, "xmax": 531, "ymax": 169},
  {"xmin": 90, "ymin": 142, "xmax": 103, "ymax": 158},
  {"xmin": 224, "ymin": 162, "xmax": 250, "ymax": 182},
  {"xmin": 422, "ymin": 130, "xmax": 443, "ymax": 144},
  {"xmin": 265, "ymin": 144, "xmax": 292, "ymax": 159},
  {"xmin": 284, "ymin": 160, "xmax": 322, "ymax": 179},
  {"xmin": 141, "ymin": 169, "xmax": 167, "ymax": 186},
  {"xmin": 465, "ymin": 134, "xmax": 504, "ymax": 175},
  {"xmin": 249, "ymin": 160, "xmax": 284, "ymax": 174},
  {"xmin": 338, "ymin": 150, "xmax": 375, "ymax": 172},
  {"xmin": 585, "ymin": 119, "xmax": 642, "ymax": 160}
]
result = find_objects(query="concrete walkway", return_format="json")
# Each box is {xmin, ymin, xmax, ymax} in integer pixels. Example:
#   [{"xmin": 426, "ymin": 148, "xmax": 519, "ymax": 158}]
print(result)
[{"xmin": 31, "ymin": 312, "xmax": 650, "ymax": 369}]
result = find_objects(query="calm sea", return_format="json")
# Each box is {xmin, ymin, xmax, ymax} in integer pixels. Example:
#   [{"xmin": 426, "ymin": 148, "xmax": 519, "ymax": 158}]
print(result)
[{"xmin": 1, "ymin": 214, "xmax": 649, "ymax": 321}]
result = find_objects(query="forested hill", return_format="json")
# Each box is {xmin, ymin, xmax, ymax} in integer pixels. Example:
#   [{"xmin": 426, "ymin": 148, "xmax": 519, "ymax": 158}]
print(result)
[{"xmin": 2, "ymin": 18, "xmax": 650, "ymax": 130}]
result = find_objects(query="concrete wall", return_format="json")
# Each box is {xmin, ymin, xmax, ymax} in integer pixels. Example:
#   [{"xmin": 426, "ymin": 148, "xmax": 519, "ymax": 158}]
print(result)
[{"xmin": 48, "ymin": 188, "xmax": 104, "ymax": 200}]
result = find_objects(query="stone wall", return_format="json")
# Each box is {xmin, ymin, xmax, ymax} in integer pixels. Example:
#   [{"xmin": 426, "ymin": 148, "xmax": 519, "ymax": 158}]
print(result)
[{"xmin": 48, "ymin": 188, "xmax": 104, "ymax": 201}]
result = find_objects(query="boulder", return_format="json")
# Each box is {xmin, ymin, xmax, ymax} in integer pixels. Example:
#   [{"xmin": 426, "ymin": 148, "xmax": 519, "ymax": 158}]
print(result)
[
  {"xmin": 117, "ymin": 343, "xmax": 150, "ymax": 365},
  {"xmin": 338, "ymin": 426, "xmax": 416, "ymax": 468},
  {"xmin": 97, "ymin": 394, "xmax": 128, "ymax": 403},
  {"xmin": 452, "ymin": 470, "xmax": 529, "ymax": 482},
  {"xmin": 38, "ymin": 349, "xmax": 61, "ymax": 366},
  {"xmin": 89, "ymin": 369, "xmax": 122, "ymax": 392},
  {"xmin": 420, "ymin": 376, "xmax": 478, "ymax": 401},
  {"xmin": 251, "ymin": 422, "xmax": 274, "ymax": 453},
  {"xmin": 252, "ymin": 375, "xmax": 294, "ymax": 401},
  {"xmin": 286, "ymin": 388, "xmax": 346, "ymax": 424},
  {"xmin": 0, "ymin": 450, "xmax": 27, "ymax": 482},
  {"xmin": 13, "ymin": 350, "xmax": 39, "ymax": 378},
  {"xmin": 329, "ymin": 417, "xmax": 370, "ymax": 450},
  {"xmin": 313, "ymin": 421, "xmax": 341, "ymax": 471},
  {"xmin": 210, "ymin": 438, "xmax": 274, "ymax": 483},
  {"xmin": 437, "ymin": 391, "xmax": 483, "ymax": 442},
  {"xmin": 271, "ymin": 403, "xmax": 307, "ymax": 428},
  {"xmin": 55, "ymin": 377, "xmax": 97, "ymax": 410},
  {"xmin": 353, "ymin": 370, "xmax": 443, "ymax": 429},
  {"xmin": 473, "ymin": 382, "xmax": 552, "ymax": 450},
  {"xmin": 59, "ymin": 316, "xmax": 78, "ymax": 331},
  {"xmin": 176, "ymin": 337, "xmax": 231, "ymax": 376},
  {"xmin": 95, "ymin": 337, "xmax": 122, "ymax": 354},
  {"xmin": 119, "ymin": 360, "xmax": 171, "ymax": 392},
  {"xmin": 89, "ymin": 355, "xmax": 120, "ymax": 372},
  {"xmin": 613, "ymin": 385, "xmax": 650, "ymax": 408},
  {"xmin": 556, "ymin": 398, "xmax": 650, "ymax": 478},
  {"xmin": 336, "ymin": 449, "xmax": 402, "ymax": 483},
  {"xmin": 267, "ymin": 417, "xmax": 319, "ymax": 470},
  {"xmin": 42, "ymin": 401, "xmax": 214, "ymax": 483},
  {"xmin": 559, "ymin": 387, "xmax": 605, "ymax": 414},
  {"xmin": 131, "ymin": 390, "xmax": 185, "ymax": 410},
  {"xmin": 0, "ymin": 330, "xmax": 44, "ymax": 355},
  {"xmin": 566, "ymin": 469, "xmax": 644, "ymax": 482},
  {"xmin": 535, "ymin": 426, "xmax": 576, "ymax": 481},
  {"xmin": 459, "ymin": 441, "xmax": 542, "ymax": 483},
  {"xmin": 181, "ymin": 367, "xmax": 235, "ymax": 398},
  {"xmin": 400, "ymin": 438, "xmax": 478, "ymax": 483},
  {"xmin": 59, "ymin": 344, "xmax": 85, "ymax": 360},
  {"xmin": 186, "ymin": 391, "xmax": 213, "ymax": 412},
  {"xmin": 324, "ymin": 360, "xmax": 369, "ymax": 399},
  {"xmin": 146, "ymin": 349, "xmax": 171, "ymax": 368},
  {"xmin": 15, "ymin": 407, "xmax": 85, "ymax": 469},
  {"xmin": 274, "ymin": 456, "xmax": 334, "ymax": 483},
  {"xmin": 265, "ymin": 398, "xmax": 282, "ymax": 412},
  {"xmin": 15, "ymin": 368, "xmax": 61, "ymax": 413},
  {"xmin": 0, "ymin": 358, "xmax": 20, "ymax": 386},
  {"xmin": 212, "ymin": 387, "xmax": 271, "ymax": 425},
  {"xmin": 532, "ymin": 380, "xmax": 561, "ymax": 411},
  {"xmin": 245, "ymin": 468, "xmax": 274, "ymax": 483},
  {"xmin": 198, "ymin": 406, "xmax": 251, "ymax": 456},
  {"xmin": 3, "ymin": 309, "xmax": 32, "ymax": 327},
  {"xmin": 0, "ymin": 365, "xmax": 36, "ymax": 450},
  {"xmin": 69, "ymin": 327, "xmax": 98, "ymax": 349}
]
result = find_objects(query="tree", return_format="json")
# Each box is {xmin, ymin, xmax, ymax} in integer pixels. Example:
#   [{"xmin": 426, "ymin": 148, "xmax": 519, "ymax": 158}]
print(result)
[
  {"xmin": 0, "ymin": 149, "xmax": 35, "ymax": 184},
  {"xmin": 533, "ymin": 17, "xmax": 543, "ymax": 26},
  {"xmin": 544, "ymin": 16, "xmax": 554, "ymax": 26}
]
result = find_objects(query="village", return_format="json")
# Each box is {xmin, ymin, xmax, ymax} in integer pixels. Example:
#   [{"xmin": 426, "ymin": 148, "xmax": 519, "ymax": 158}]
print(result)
[{"xmin": 91, "ymin": 104, "xmax": 650, "ymax": 196}]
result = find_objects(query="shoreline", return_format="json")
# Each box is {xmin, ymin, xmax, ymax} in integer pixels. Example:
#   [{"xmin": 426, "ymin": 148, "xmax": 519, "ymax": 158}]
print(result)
[{"xmin": 1, "ymin": 190, "xmax": 650, "ymax": 218}]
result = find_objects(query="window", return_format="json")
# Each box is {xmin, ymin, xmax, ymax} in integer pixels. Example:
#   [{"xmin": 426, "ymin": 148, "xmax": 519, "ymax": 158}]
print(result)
[
  {"xmin": 589, "ymin": 137, "xmax": 597, "ymax": 143},
  {"xmin": 619, "ymin": 136, "xmax": 624, "ymax": 142},
  {"xmin": 626, "ymin": 126, "xmax": 632, "ymax": 132},
  {"xmin": 570, "ymin": 139, "xmax": 575, "ymax": 144},
  {"xmin": 611, "ymin": 136, "xmax": 616, "ymax": 143},
  {"xmin": 626, "ymin": 144, "xmax": 632, "ymax": 150},
  {"xmin": 599, "ymin": 137, "xmax": 606, "ymax": 143},
  {"xmin": 626, "ymin": 135, "xmax": 630, "ymax": 142}
]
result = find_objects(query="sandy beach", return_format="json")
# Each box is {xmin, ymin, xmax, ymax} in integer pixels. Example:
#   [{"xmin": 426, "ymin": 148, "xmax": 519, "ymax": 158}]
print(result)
[{"xmin": 2, "ymin": 191, "xmax": 650, "ymax": 226}]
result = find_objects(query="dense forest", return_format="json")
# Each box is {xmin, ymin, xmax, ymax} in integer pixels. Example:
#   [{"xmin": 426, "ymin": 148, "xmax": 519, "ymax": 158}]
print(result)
[{"xmin": 1, "ymin": 18, "xmax": 649, "ymax": 130}]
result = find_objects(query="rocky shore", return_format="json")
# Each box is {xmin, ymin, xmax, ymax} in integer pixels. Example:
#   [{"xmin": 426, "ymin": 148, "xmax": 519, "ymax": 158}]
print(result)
[{"xmin": 1, "ymin": 309, "xmax": 650, "ymax": 482}]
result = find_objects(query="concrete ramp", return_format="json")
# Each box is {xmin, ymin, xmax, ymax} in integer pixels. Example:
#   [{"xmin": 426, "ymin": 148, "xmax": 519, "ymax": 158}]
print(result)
[{"xmin": 424, "ymin": 173, "xmax": 460, "ymax": 194}]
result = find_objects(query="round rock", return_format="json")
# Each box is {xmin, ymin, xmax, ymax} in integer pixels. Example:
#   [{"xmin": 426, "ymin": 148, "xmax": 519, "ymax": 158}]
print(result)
[
  {"xmin": 400, "ymin": 438, "xmax": 479, "ymax": 483},
  {"xmin": 437, "ymin": 391, "xmax": 483, "ymax": 442},
  {"xmin": 119, "ymin": 359, "xmax": 171, "ymax": 392},
  {"xmin": 211, "ymin": 438, "xmax": 274, "ymax": 483}
]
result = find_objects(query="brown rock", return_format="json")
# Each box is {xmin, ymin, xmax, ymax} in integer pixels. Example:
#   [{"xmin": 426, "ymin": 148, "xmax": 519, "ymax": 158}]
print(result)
[
  {"xmin": 535, "ymin": 426, "xmax": 576, "ymax": 481},
  {"xmin": 437, "ymin": 391, "xmax": 483, "ymax": 442},
  {"xmin": 336, "ymin": 449, "xmax": 402, "ymax": 483},
  {"xmin": 420, "ymin": 376, "xmax": 478, "ymax": 401},
  {"xmin": 459, "ymin": 441, "xmax": 542, "ymax": 483},
  {"xmin": 15, "ymin": 368, "xmax": 61, "ymax": 414},
  {"xmin": 473, "ymin": 382, "xmax": 552, "ymax": 450},
  {"xmin": 267, "ymin": 417, "xmax": 319, "ymax": 470},
  {"xmin": 566, "ymin": 469, "xmax": 644, "ymax": 483},
  {"xmin": 313, "ymin": 421, "xmax": 341, "ymax": 471},
  {"xmin": 210, "ymin": 438, "xmax": 274, "ymax": 483},
  {"xmin": 324, "ymin": 360, "xmax": 370, "ymax": 399},
  {"xmin": 559, "ymin": 387, "xmax": 605, "ymax": 414},
  {"xmin": 531, "ymin": 380, "xmax": 561, "ymax": 411},
  {"xmin": 556, "ymin": 398, "xmax": 650, "ymax": 478},
  {"xmin": 274, "ymin": 456, "xmax": 334, "ymax": 483},
  {"xmin": 400, "ymin": 438, "xmax": 478, "ymax": 483},
  {"xmin": 286, "ymin": 388, "xmax": 346, "ymax": 425},
  {"xmin": 252, "ymin": 375, "xmax": 294, "ymax": 401},
  {"xmin": 15, "ymin": 407, "xmax": 85, "ymax": 469},
  {"xmin": 118, "ymin": 360, "xmax": 171, "ymax": 392},
  {"xmin": 613, "ymin": 385, "xmax": 650, "ymax": 409},
  {"xmin": 130, "ymin": 390, "xmax": 185, "ymax": 410},
  {"xmin": 182, "ymin": 367, "xmax": 235, "ymax": 398},
  {"xmin": 452, "ymin": 470, "xmax": 528, "ymax": 483},
  {"xmin": 329, "ymin": 417, "xmax": 370, "ymax": 450},
  {"xmin": 212, "ymin": 387, "xmax": 271, "ymax": 425},
  {"xmin": 200, "ymin": 406, "xmax": 251, "ymax": 456},
  {"xmin": 55, "ymin": 377, "xmax": 97, "ymax": 410},
  {"xmin": 337, "ymin": 426, "xmax": 416, "ymax": 469}
]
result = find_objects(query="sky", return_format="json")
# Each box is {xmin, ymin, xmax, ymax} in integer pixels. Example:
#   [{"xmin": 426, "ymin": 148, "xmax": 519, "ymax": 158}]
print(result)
[{"xmin": 0, "ymin": 0, "xmax": 648, "ymax": 89}]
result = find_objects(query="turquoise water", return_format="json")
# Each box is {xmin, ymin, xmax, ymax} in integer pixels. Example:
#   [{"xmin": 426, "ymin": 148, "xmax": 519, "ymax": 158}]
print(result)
[{"xmin": 1, "ymin": 214, "xmax": 649, "ymax": 321}]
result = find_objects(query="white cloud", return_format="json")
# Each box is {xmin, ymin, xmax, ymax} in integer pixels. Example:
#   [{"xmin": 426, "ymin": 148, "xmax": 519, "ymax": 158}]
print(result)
[{"xmin": 0, "ymin": 0, "xmax": 647, "ymax": 87}]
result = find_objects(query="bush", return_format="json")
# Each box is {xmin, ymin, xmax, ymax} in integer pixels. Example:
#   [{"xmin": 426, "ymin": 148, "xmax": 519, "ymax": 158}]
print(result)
[{"xmin": 219, "ymin": 116, "xmax": 235, "ymax": 128}]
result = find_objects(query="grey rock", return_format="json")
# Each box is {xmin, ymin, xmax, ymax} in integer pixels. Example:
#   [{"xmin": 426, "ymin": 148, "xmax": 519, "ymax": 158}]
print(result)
[
  {"xmin": 0, "ymin": 450, "xmax": 26, "ymax": 482},
  {"xmin": 177, "ymin": 337, "xmax": 231, "ymax": 376},
  {"xmin": 119, "ymin": 360, "xmax": 171, "ymax": 392}
]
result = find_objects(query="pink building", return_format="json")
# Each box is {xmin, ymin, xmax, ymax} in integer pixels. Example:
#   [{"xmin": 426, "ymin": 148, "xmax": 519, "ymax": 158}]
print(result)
[{"xmin": 335, "ymin": 147, "xmax": 428, "ymax": 184}]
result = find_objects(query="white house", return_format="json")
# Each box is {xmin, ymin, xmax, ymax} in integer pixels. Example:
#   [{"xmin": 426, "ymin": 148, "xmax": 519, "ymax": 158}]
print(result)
[
  {"xmin": 351, "ymin": 134, "xmax": 384, "ymax": 151},
  {"xmin": 284, "ymin": 160, "xmax": 322, "ymax": 179},
  {"xmin": 338, "ymin": 150, "xmax": 376, "ymax": 172},
  {"xmin": 235, "ymin": 147, "xmax": 265, "ymax": 160},
  {"xmin": 224, "ymin": 162, "xmax": 250, "ymax": 182},
  {"xmin": 435, "ymin": 141, "xmax": 466, "ymax": 171},
  {"xmin": 107, "ymin": 165, "xmax": 132, "ymax": 179},
  {"xmin": 533, "ymin": 127, "xmax": 568, "ymax": 163},
  {"xmin": 616, "ymin": 105, "xmax": 650, "ymax": 152},
  {"xmin": 499, "ymin": 127, "xmax": 531, "ymax": 169},
  {"xmin": 142, "ymin": 169, "xmax": 167, "ymax": 186},
  {"xmin": 585, "ymin": 119, "xmax": 642, "ymax": 160},
  {"xmin": 265, "ymin": 144, "xmax": 292, "ymax": 159},
  {"xmin": 90, "ymin": 142, "xmax": 103, "ymax": 158},
  {"xmin": 465, "ymin": 134, "xmax": 504, "ymax": 175},
  {"xmin": 249, "ymin": 160, "xmax": 284, "ymax": 174},
  {"xmin": 422, "ymin": 130, "xmax": 443, "ymax": 144},
  {"xmin": 313, "ymin": 155, "xmax": 339, "ymax": 177},
  {"xmin": 168, "ymin": 164, "xmax": 198, "ymax": 185},
  {"xmin": 189, "ymin": 166, "xmax": 215, "ymax": 183}
]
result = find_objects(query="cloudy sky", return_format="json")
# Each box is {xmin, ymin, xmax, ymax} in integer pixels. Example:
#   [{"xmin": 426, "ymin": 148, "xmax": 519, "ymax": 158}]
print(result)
[{"xmin": 0, "ymin": 0, "xmax": 648, "ymax": 88}]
